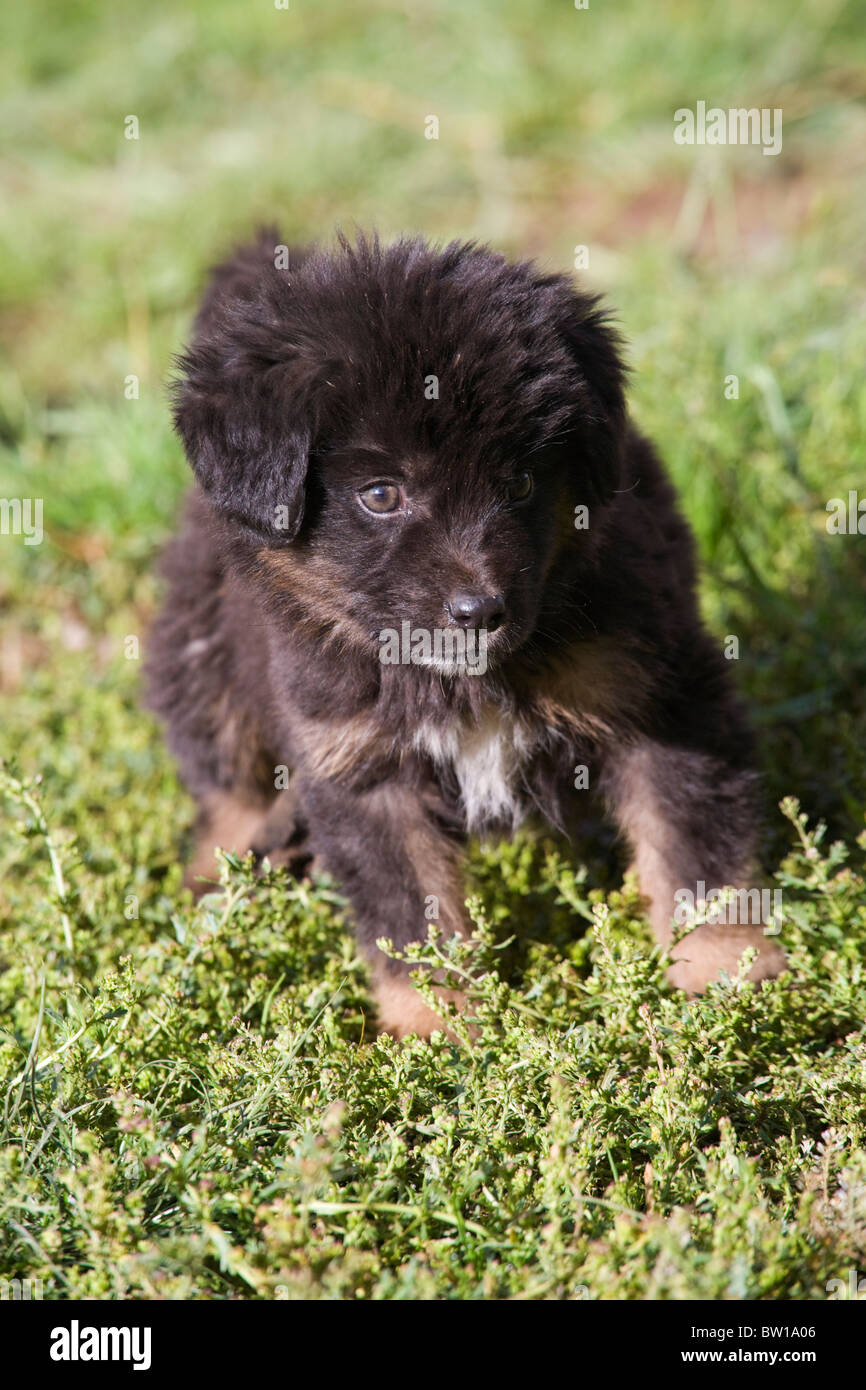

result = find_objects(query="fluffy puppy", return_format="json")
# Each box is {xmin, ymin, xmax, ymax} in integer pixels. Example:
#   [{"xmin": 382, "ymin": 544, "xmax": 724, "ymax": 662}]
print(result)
[{"xmin": 146, "ymin": 230, "xmax": 786, "ymax": 1036}]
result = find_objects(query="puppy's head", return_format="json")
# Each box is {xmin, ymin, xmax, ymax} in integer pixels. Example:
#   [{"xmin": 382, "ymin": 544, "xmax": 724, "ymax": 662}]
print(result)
[{"xmin": 173, "ymin": 231, "xmax": 627, "ymax": 669}]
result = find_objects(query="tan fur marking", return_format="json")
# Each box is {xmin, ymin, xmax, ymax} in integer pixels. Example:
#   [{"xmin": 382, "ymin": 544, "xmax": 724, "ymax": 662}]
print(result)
[
  {"xmin": 374, "ymin": 972, "xmax": 468, "ymax": 1040},
  {"xmin": 402, "ymin": 825, "xmax": 468, "ymax": 942},
  {"xmin": 370, "ymin": 782, "xmax": 470, "ymax": 942},
  {"xmin": 358, "ymin": 784, "xmax": 472, "ymax": 1037},
  {"xmin": 668, "ymin": 923, "xmax": 787, "ymax": 994},
  {"xmin": 295, "ymin": 711, "xmax": 394, "ymax": 781},
  {"xmin": 186, "ymin": 793, "xmax": 269, "ymax": 893},
  {"xmin": 532, "ymin": 638, "xmax": 652, "ymax": 740},
  {"xmin": 613, "ymin": 744, "xmax": 787, "ymax": 989},
  {"xmin": 257, "ymin": 549, "xmax": 371, "ymax": 648},
  {"xmin": 611, "ymin": 743, "xmax": 681, "ymax": 946}
]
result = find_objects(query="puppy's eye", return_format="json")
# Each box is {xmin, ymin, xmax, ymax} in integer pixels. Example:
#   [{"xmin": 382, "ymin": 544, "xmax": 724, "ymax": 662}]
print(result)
[
  {"xmin": 506, "ymin": 470, "xmax": 533, "ymax": 502},
  {"xmin": 358, "ymin": 482, "xmax": 403, "ymax": 515}
]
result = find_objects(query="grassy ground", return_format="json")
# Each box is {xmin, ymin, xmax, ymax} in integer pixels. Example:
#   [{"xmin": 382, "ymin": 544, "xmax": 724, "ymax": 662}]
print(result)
[{"xmin": 1, "ymin": 0, "xmax": 866, "ymax": 1300}]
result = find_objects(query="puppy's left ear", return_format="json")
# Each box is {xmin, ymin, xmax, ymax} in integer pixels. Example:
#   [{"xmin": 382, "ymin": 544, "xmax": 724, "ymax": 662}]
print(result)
[{"xmin": 552, "ymin": 288, "xmax": 628, "ymax": 507}]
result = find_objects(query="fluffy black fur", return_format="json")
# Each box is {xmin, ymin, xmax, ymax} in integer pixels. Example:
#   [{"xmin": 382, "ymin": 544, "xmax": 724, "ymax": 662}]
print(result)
[{"xmin": 146, "ymin": 230, "xmax": 785, "ymax": 1035}]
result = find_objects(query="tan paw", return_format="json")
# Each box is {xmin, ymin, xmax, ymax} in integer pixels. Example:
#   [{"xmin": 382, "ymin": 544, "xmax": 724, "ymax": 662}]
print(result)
[
  {"xmin": 373, "ymin": 971, "xmax": 471, "ymax": 1041},
  {"xmin": 667, "ymin": 923, "xmax": 788, "ymax": 994}
]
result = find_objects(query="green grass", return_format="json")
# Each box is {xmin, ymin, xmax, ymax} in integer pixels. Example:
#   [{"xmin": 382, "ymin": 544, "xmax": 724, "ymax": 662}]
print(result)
[{"xmin": 1, "ymin": 0, "xmax": 866, "ymax": 1300}]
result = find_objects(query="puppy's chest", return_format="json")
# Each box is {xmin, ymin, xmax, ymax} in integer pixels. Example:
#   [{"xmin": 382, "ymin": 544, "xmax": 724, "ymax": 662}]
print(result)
[{"xmin": 413, "ymin": 709, "xmax": 538, "ymax": 833}]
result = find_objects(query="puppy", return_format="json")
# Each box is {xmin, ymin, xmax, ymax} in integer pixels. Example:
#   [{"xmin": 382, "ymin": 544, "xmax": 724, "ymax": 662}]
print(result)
[{"xmin": 146, "ymin": 230, "xmax": 786, "ymax": 1036}]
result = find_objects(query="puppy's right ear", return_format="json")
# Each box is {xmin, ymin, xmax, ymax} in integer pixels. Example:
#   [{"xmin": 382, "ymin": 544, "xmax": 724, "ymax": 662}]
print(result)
[
  {"xmin": 173, "ymin": 353, "xmax": 311, "ymax": 543},
  {"xmin": 172, "ymin": 241, "xmax": 311, "ymax": 544}
]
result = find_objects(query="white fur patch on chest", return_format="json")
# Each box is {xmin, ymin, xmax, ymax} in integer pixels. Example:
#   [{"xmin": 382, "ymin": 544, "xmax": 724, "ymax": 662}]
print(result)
[{"xmin": 414, "ymin": 709, "xmax": 535, "ymax": 833}]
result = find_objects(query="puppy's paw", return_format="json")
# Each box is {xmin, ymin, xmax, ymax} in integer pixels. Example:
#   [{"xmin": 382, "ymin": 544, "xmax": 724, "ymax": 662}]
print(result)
[
  {"xmin": 250, "ymin": 788, "xmax": 310, "ymax": 867},
  {"xmin": 373, "ymin": 972, "xmax": 472, "ymax": 1042},
  {"xmin": 667, "ymin": 924, "xmax": 787, "ymax": 995},
  {"xmin": 253, "ymin": 842, "xmax": 317, "ymax": 878}
]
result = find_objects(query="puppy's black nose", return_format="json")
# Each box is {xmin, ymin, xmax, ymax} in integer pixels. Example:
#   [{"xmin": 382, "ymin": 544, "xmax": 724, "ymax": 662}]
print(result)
[{"xmin": 446, "ymin": 591, "xmax": 506, "ymax": 631}]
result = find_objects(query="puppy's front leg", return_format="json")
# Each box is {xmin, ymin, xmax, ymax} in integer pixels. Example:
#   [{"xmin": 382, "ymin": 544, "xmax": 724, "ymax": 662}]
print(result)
[
  {"xmin": 298, "ymin": 777, "xmax": 470, "ymax": 1037},
  {"xmin": 601, "ymin": 740, "xmax": 787, "ymax": 991}
]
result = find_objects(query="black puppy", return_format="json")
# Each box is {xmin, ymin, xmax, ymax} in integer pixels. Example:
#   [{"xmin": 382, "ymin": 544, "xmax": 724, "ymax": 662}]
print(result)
[{"xmin": 146, "ymin": 230, "xmax": 785, "ymax": 1035}]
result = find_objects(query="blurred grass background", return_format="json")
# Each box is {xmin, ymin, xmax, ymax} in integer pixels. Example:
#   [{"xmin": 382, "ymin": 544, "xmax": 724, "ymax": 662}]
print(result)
[{"xmin": 1, "ymin": 0, "xmax": 866, "ymax": 1300}]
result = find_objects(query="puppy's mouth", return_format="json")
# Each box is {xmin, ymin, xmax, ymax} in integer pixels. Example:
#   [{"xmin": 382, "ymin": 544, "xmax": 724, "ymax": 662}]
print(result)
[{"xmin": 371, "ymin": 618, "xmax": 514, "ymax": 677}]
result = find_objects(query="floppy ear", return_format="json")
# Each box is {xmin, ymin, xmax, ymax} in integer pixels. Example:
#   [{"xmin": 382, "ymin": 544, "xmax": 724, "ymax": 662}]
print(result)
[
  {"xmin": 173, "ymin": 353, "xmax": 310, "ymax": 543},
  {"xmin": 552, "ymin": 287, "xmax": 628, "ymax": 507},
  {"xmin": 172, "ymin": 239, "xmax": 311, "ymax": 544}
]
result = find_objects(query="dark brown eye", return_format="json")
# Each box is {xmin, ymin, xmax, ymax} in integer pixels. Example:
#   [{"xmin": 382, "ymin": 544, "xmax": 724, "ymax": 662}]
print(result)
[
  {"xmin": 358, "ymin": 482, "xmax": 403, "ymax": 515},
  {"xmin": 506, "ymin": 470, "xmax": 533, "ymax": 502}
]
